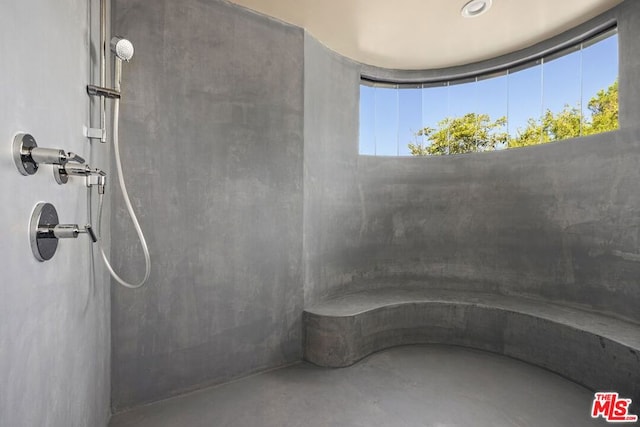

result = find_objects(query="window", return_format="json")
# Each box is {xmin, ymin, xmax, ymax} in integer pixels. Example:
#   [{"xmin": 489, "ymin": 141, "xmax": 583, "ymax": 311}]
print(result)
[{"xmin": 359, "ymin": 28, "xmax": 619, "ymax": 156}]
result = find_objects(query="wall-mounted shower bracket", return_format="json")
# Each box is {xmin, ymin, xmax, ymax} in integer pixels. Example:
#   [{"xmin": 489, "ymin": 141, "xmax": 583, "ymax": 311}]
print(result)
[
  {"xmin": 83, "ymin": 125, "xmax": 105, "ymax": 141},
  {"xmin": 87, "ymin": 84, "xmax": 121, "ymax": 99},
  {"xmin": 30, "ymin": 203, "xmax": 97, "ymax": 262},
  {"xmin": 86, "ymin": 173, "xmax": 107, "ymax": 194}
]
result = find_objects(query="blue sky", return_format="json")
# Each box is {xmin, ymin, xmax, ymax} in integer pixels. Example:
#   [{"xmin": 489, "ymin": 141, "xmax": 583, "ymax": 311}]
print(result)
[{"xmin": 360, "ymin": 32, "xmax": 618, "ymax": 156}]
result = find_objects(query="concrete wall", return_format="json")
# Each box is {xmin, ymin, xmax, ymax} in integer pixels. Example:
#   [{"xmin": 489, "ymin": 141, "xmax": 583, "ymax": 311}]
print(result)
[
  {"xmin": 303, "ymin": 0, "xmax": 640, "ymax": 323},
  {"xmin": 111, "ymin": 0, "xmax": 304, "ymax": 410},
  {"xmin": 0, "ymin": 1, "xmax": 111, "ymax": 426},
  {"xmin": 352, "ymin": 128, "xmax": 640, "ymax": 322},
  {"xmin": 110, "ymin": 0, "xmax": 640, "ymax": 413},
  {"xmin": 303, "ymin": 35, "xmax": 361, "ymax": 306}
]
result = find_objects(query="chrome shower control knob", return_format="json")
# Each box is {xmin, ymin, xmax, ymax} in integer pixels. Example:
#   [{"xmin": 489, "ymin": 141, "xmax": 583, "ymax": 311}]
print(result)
[
  {"xmin": 30, "ymin": 203, "xmax": 97, "ymax": 262},
  {"xmin": 13, "ymin": 133, "xmax": 87, "ymax": 184},
  {"xmin": 50, "ymin": 224, "xmax": 97, "ymax": 243},
  {"xmin": 84, "ymin": 224, "xmax": 98, "ymax": 243},
  {"xmin": 65, "ymin": 152, "xmax": 86, "ymax": 164}
]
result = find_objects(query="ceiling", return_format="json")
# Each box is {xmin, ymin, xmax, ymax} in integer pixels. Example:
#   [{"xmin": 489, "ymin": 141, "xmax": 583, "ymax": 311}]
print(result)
[{"xmin": 228, "ymin": 0, "xmax": 622, "ymax": 70}]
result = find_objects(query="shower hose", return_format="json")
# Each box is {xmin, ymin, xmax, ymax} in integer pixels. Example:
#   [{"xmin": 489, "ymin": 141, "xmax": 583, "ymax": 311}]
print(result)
[{"xmin": 96, "ymin": 84, "xmax": 151, "ymax": 289}]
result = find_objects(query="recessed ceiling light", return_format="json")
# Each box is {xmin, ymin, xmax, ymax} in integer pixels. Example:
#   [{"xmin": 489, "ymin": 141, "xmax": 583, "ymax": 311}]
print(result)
[{"xmin": 461, "ymin": 0, "xmax": 492, "ymax": 18}]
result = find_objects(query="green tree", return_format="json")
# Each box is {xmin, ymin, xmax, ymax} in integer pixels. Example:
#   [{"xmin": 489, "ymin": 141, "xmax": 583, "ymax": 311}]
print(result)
[
  {"xmin": 409, "ymin": 113, "xmax": 508, "ymax": 156},
  {"xmin": 508, "ymin": 117, "xmax": 544, "ymax": 148},
  {"xmin": 509, "ymin": 105, "xmax": 582, "ymax": 148},
  {"xmin": 409, "ymin": 80, "xmax": 619, "ymax": 156},
  {"xmin": 509, "ymin": 80, "xmax": 618, "ymax": 147},
  {"xmin": 584, "ymin": 80, "xmax": 618, "ymax": 135}
]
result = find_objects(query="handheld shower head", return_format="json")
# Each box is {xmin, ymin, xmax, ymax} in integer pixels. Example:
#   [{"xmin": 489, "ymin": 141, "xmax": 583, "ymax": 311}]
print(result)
[{"xmin": 110, "ymin": 37, "xmax": 134, "ymax": 62}]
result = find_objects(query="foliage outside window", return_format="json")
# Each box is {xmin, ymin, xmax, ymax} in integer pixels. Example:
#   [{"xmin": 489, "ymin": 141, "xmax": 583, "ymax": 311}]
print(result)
[{"xmin": 359, "ymin": 29, "xmax": 618, "ymax": 157}]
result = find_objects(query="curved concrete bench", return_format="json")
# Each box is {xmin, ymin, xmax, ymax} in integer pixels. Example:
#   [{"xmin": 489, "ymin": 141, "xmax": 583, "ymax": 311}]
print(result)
[{"xmin": 303, "ymin": 289, "xmax": 640, "ymax": 409}]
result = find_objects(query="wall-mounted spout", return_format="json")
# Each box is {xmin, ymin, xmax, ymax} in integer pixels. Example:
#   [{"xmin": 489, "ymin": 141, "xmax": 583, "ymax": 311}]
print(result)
[{"xmin": 55, "ymin": 163, "xmax": 107, "ymax": 191}]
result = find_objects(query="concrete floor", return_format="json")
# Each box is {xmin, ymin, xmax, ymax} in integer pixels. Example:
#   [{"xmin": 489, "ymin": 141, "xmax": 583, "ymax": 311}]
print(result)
[{"xmin": 109, "ymin": 345, "xmax": 611, "ymax": 427}]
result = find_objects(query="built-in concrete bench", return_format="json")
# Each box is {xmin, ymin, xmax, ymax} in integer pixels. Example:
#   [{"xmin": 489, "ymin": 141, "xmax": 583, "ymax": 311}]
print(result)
[{"xmin": 303, "ymin": 288, "xmax": 640, "ymax": 408}]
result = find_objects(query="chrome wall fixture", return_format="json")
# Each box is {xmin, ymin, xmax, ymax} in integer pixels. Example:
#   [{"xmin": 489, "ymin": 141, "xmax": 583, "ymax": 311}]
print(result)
[
  {"xmin": 13, "ymin": 132, "xmax": 84, "ymax": 176},
  {"xmin": 29, "ymin": 202, "xmax": 97, "ymax": 262},
  {"xmin": 13, "ymin": 132, "xmax": 105, "ymax": 261},
  {"xmin": 86, "ymin": 84, "xmax": 121, "ymax": 100},
  {"xmin": 13, "ymin": 132, "xmax": 106, "ymax": 189}
]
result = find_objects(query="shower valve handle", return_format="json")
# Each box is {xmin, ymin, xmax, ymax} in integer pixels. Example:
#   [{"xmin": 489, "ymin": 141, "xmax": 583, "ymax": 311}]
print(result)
[
  {"xmin": 28, "ymin": 148, "xmax": 84, "ymax": 166},
  {"xmin": 30, "ymin": 203, "xmax": 98, "ymax": 262},
  {"xmin": 82, "ymin": 224, "xmax": 98, "ymax": 243},
  {"xmin": 12, "ymin": 133, "xmax": 86, "ymax": 177},
  {"xmin": 42, "ymin": 224, "xmax": 97, "ymax": 243},
  {"xmin": 66, "ymin": 152, "xmax": 86, "ymax": 164}
]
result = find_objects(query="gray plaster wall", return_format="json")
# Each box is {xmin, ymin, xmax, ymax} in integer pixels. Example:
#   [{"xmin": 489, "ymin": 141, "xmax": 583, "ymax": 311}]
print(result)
[
  {"xmin": 0, "ymin": 1, "xmax": 111, "ymax": 426},
  {"xmin": 303, "ymin": 1, "xmax": 640, "ymax": 323},
  {"xmin": 303, "ymin": 35, "xmax": 361, "ymax": 306},
  {"xmin": 352, "ymin": 128, "xmax": 640, "ymax": 322},
  {"xmin": 110, "ymin": 0, "xmax": 640, "ymax": 412},
  {"xmin": 111, "ymin": 0, "xmax": 304, "ymax": 410}
]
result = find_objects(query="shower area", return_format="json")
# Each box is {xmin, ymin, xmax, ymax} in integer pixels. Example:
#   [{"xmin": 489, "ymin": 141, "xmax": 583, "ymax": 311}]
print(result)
[{"xmin": 2, "ymin": 0, "xmax": 640, "ymax": 426}]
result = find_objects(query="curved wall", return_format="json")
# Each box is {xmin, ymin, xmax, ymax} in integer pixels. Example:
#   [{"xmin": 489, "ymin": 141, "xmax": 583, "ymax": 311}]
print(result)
[
  {"xmin": 111, "ymin": 0, "xmax": 640, "ymax": 412},
  {"xmin": 303, "ymin": 0, "xmax": 640, "ymax": 323}
]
